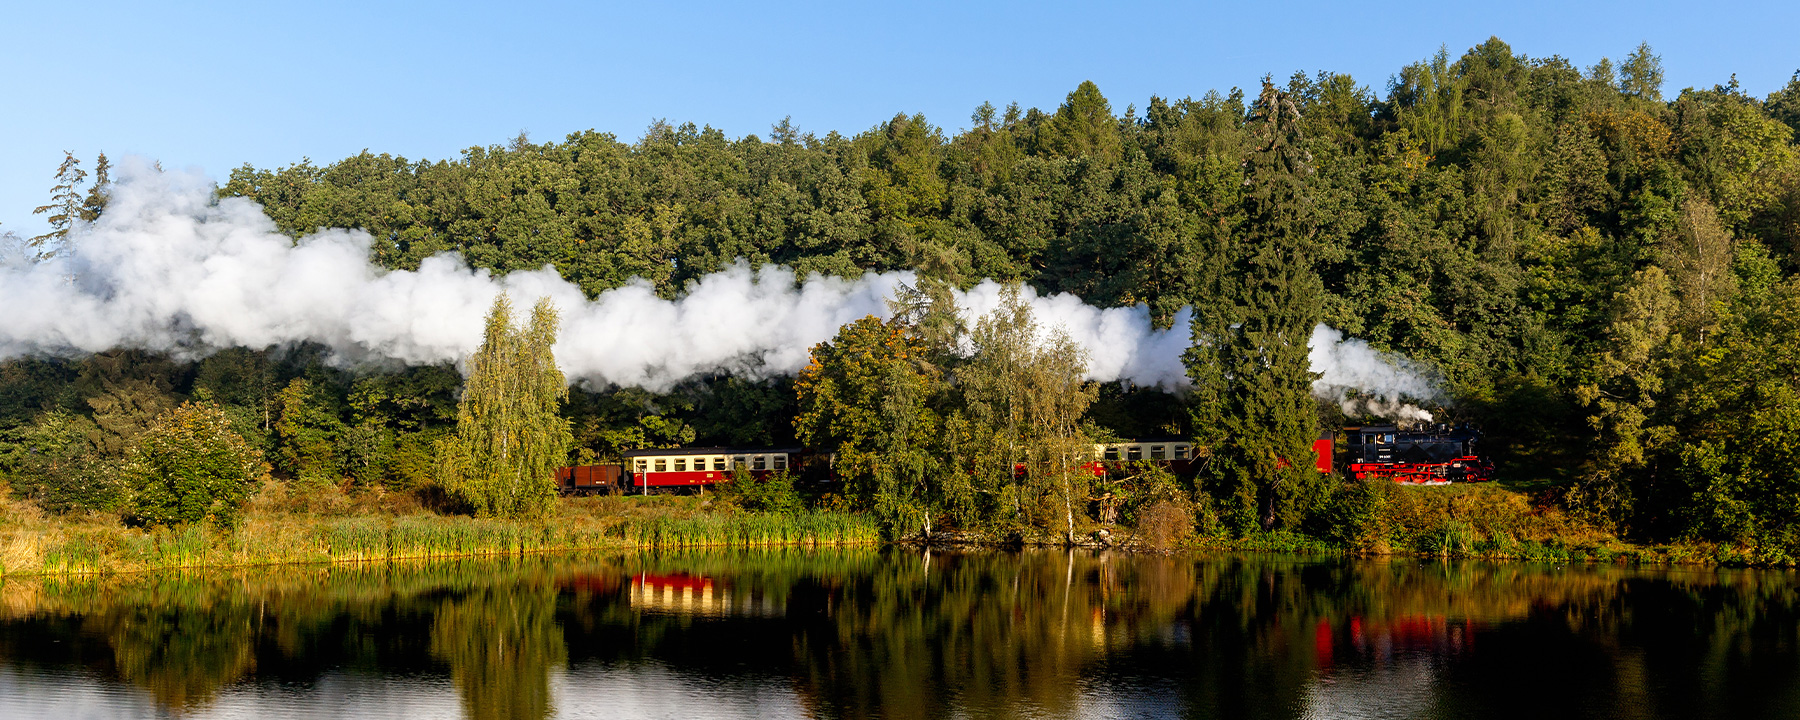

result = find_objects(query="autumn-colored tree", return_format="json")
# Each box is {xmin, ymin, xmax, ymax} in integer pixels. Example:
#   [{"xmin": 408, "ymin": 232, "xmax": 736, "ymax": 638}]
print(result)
[{"xmin": 795, "ymin": 314, "xmax": 942, "ymax": 534}]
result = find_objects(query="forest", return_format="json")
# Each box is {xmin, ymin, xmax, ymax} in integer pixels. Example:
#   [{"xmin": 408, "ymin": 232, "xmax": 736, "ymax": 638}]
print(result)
[{"xmin": 4, "ymin": 37, "xmax": 1800, "ymax": 555}]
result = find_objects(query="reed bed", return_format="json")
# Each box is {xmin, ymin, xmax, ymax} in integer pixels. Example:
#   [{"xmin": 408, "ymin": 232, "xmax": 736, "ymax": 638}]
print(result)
[{"xmin": 0, "ymin": 505, "xmax": 880, "ymax": 577}]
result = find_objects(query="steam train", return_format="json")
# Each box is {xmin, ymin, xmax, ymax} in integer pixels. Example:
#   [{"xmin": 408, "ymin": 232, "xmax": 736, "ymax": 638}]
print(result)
[
  {"xmin": 557, "ymin": 447, "xmax": 809, "ymax": 494},
  {"xmin": 555, "ymin": 426, "xmax": 1490, "ymax": 494},
  {"xmin": 1342, "ymin": 424, "xmax": 1493, "ymax": 484}
]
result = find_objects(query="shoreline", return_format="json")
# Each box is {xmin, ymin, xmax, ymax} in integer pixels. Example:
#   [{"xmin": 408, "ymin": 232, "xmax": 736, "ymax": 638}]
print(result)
[
  {"xmin": 3, "ymin": 482, "xmax": 1794, "ymax": 577},
  {"xmin": 0, "ymin": 522, "xmax": 1779, "ymax": 579}
]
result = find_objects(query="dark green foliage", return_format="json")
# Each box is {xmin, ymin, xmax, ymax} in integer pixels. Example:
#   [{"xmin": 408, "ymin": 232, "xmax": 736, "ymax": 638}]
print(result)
[
  {"xmin": 1306, "ymin": 478, "xmax": 1388, "ymax": 547},
  {"xmin": 124, "ymin": 402, "xmax": 265, "ymax": 529},
  {"xmin": 1, "ymin": 410, "xmax": 121, "ymax": 514},
  {"xmin": 717, "ymin": 466, "xmax": 803, "ymax": 513},
  {"xmin": 1188, "ymin": 79, "xmax": 1324, "ymax": 531},
  {"xmin": 795, "ymin": 285, "xmax": 1097, "ymax": 538},
  {"xmin": 3, "ymin": 38, "xmax": 1798, "ymax": 548}
]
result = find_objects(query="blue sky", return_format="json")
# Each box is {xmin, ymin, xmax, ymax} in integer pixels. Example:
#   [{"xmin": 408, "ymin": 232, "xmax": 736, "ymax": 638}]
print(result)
[{"xmin": 3, "ymin": 0, "xmax": 1796, "ymax": 237}]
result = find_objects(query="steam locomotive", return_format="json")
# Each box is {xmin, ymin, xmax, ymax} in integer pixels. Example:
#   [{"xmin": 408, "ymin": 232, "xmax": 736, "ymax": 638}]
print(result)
[
  {"xmin": 555, "ymin": 425, "xmax": 1492, "ymax": 494},
  {"xmin": 1342, "ymin": 424, "xmax": 1493, "ymax": 484}
]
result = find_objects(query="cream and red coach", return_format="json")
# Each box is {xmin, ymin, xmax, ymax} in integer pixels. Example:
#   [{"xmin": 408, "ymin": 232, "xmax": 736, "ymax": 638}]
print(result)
[{"xmin": 620, "ymin": 447, "xmax": 803, "ymax": 492}]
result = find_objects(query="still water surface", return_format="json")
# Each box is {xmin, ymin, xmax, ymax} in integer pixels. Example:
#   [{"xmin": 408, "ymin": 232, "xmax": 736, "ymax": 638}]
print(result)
[{"xmin": 0, "ymin": 548, "xmax": 1796, "ymax": 719}]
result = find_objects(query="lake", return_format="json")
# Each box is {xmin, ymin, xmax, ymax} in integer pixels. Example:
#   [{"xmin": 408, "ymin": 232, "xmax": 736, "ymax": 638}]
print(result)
[{"xmin": 0, "ymin": 547, "xmax": 1796, "ymax": 719}]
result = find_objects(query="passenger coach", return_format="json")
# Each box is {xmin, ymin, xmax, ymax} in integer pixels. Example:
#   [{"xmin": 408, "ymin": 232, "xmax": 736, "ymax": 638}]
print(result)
[{"xmin": 620, "ymin": 447, "xmax": 802, "ymax": 492}]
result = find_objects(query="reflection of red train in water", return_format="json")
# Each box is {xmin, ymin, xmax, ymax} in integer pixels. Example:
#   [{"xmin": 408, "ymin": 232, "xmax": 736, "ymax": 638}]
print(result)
[
  {"xmin": 1315, "ymin": 614, "xmax": 1480, "ymax": 670},
  {"xmin": 557, "ymin": 425, "xmax": 1493, "ymax": 494}
]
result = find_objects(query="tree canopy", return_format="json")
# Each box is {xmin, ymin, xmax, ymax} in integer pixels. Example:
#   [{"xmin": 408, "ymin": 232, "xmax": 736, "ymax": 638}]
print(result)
[
  {"xmin": 6, "ymin": 37, "xmax": 1800, "ymax": 547},
  {"xmin": 436, "ymin": 295, "xmax": 571, "ymax": 518}
]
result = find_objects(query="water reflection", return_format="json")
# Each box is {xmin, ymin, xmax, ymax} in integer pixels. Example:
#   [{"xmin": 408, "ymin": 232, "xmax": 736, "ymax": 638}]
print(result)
[
  {"xmin": 0, "ymin": 550, "xmax": 1796, "ymax": 719},
  {"xmin": 431, "ymin": 578, "xmax": 565, "ymax": 720}
]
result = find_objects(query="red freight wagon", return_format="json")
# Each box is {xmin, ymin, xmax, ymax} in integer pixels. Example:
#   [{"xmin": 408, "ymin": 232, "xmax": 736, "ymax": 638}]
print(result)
[{"xmin": 556, "ymin": 464, "xmax": 623, "ymax": 495}]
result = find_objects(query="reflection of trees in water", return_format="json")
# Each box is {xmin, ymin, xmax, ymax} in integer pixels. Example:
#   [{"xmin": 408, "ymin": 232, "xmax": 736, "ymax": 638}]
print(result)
[
  {"xmin": 0, "ymin": 557, "xmax": 599, "ymax": 718},
  {"xmin": 0, "ymin": 552, "xmax": 1797, "ymax": 719},
  {"xmin": 430, "ymin": 579, "xmax": 566, "ymax": 720},
  {"xmin": 98, "ymin": 597, "xmax": 259, "ymax": 710}
]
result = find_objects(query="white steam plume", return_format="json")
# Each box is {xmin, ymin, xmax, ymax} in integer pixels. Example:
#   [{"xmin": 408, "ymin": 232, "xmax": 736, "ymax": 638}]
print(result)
[
  {"xmin": 0, "ymin": 160, "xmax": 1439, "ymax": 417},
  {"xmin": 1308, "ymin": 325, "xmax": 1442, "ymax": 421}
]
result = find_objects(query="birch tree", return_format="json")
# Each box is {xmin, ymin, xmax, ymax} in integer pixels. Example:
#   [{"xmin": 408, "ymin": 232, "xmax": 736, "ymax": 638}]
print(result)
[{"xmin": 438, "ymin": 295, "xmax": 571, "ymax": 517}]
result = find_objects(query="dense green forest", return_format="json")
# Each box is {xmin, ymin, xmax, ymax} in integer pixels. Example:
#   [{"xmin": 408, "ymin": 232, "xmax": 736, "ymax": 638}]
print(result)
[{"xmin": 5, "ymin": 38, "xmax": 1800, "ymax": 552}]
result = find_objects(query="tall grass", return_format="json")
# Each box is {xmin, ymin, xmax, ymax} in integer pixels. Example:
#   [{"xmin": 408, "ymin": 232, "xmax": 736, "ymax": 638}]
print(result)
[{"xmin": 0, "ymin": 501, "xmax": 880, "ymax": 577}]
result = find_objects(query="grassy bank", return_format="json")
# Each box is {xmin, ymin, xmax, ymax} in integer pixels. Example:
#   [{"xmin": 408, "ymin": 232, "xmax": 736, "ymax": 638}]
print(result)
[
  {"xmin": 927, "ymin": 481, "xmax": 1792, "ymax": 567},
  {"xmin": 3, "ymin": 479, "xmax": 1788, "ymax": 576},
  {"xmin": 0, "ymin": 489, "xmax": 880, "ymax": 577},
  {"xmin": 1179, "ymin": 482, "xmax": 1795, "ymax": 567}
]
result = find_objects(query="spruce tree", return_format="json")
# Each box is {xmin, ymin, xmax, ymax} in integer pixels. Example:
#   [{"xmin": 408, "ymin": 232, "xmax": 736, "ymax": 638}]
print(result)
[
  {"xmin": 81, "ymin": 152, "xmax": 111, "ymax": 223},
  {"xmin": 30, "ymin": 151, "xmax": 87, "ymax": 256},
  {"xmin": 438, "ymin": 295, "xmax": 571, "ymax": 517},
  {"xmin": 1188, "ymin": 79, "xmax": 1323, "ymax": 531}
]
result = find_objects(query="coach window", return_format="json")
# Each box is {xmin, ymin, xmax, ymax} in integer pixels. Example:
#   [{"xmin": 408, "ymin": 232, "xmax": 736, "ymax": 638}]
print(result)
[
  {"xmin": 714, "ymin": 457, "xmax": 727, "ymax": 471},
  {"xmin": 1174, "ymin": 445, "xmax": 1190, "ymax": 460},
  {"xmin": 752, "ymin": 456, "xmax": 766, "ymax": 471},
  {"xmin": 674, "ymin": 458, "xmax": 687, "ymax": 472},
  {"xmin": 1126, "ymin": 446, "xmax": 1142, "ymax": 461},
  {"xmin": 773, "ymin": 455, "xmax": 787, "ymax": 471},
  {"xmin": 1150, "ymin": 445, "xmax": 1165, "ymax": 459},
  {"xmin": 635, "ymin": 460, "xmax": 648, "ymax": 473},
  {"xmin": 654, "ymin": 459, "xmax": 667, "ymax": 472},
  {"xmin": 1104, "ymin": 446, "xmax": 1119, "ymax": 461}
]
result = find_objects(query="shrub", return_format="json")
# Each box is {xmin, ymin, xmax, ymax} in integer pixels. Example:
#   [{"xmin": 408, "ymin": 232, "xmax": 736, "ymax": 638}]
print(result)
[
  {"xmin": 728, "ymin": 467, "xmax": 805, "ymax": 513},
  {"xmin": 1421, "ymin": 519, "xmax": 1479, "ymax": 556},
  {"xmin": 2, "ymin": 410, "xmax": 125, "ymax": 514},
  {"xmin": 124, "ymin": 402, "xmax": 266, "ymax": 529},
  {"xmin": 1307, "ymin": 478, "xmax": 1389, "ymax": 549},
  {"xmin": 1114, "ymin": 461, "xmax": 1187, "ymax": 527},
  {"xmin": 1136, "ymin": 500, "xmax": 1195, "ymax": 550}
]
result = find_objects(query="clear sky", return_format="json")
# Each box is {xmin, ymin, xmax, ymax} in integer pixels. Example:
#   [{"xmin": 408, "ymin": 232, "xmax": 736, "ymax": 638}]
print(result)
[{"xmin": 3, "ymin": 0, "xmax": 1797, "ymax": 237}]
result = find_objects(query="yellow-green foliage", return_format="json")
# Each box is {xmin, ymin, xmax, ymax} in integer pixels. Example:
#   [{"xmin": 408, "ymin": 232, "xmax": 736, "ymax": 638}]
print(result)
[
  {"xmin": 437, "ymin": 295, "xmax": 571, "ymax": 519},
  {"xmin": 1301, "ymin": 481, "xmax": 1700, "ymax": 563}
]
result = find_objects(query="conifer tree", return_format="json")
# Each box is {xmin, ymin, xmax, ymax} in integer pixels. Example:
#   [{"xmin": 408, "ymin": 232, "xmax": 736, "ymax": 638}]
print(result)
[
  {"xmin": 81, "ymin": 152, "xmax": 111, "ymax": 223},
  {"xmin": 30, "ymin": 151, "xmax": 87, "ymax": 256},
  {"xmin": 1188, "ymin": 79, "xmax": 1323, "ymax": 531},
  {"xmin": 438, "ymin": 295, "xmax": 571, "ymax": 517}
]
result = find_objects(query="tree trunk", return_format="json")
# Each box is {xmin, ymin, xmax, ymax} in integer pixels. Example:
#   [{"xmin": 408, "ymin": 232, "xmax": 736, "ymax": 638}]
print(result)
[{"xmin": 1259, "ymin": 477, "xmax": 1279, "ymax": 531}]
